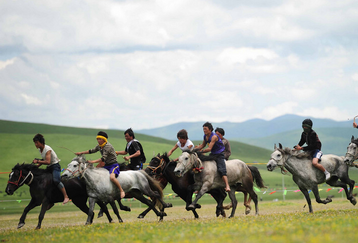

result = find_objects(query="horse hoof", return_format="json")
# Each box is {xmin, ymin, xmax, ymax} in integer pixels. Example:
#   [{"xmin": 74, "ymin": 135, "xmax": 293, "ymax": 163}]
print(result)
[
  {"xmin": 245, "ymin": 210, "xmax": 251, "ymax": 215},
  {"xmin": 195, "ymin": 204, "xmax": 201, "ymax": 209},
  {"xmin": 35, "ymin": 226, "xmax": 41, "ymax": 230},
  {"xmin": 121, "ymin": 206, "xmax": 131, "ymax": 212},
  {"xmin": 97, "ymin": 213, "xmax": 103, "ymax": 218},
  {"xmin": 17, "ymin": 223, "xmax": 25, "ymax": 229},
  {"xmin": 187, "ymin": 204, "xmax": 195, "ymax": 210},
  {"xmin": 350, "ymin": 198, "xmax": 357, "ymax": 205},
  {"xmin": 166, "ymin": 203, "xmax": 173, "ymax": 208},
  {"xmin": 137, "ymin": 215, "xmax": 144, "ymax": 219}
]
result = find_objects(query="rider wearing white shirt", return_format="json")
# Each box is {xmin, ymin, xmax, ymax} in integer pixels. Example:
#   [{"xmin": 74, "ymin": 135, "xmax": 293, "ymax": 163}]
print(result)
[{"xmin": 168, "ymin": 129, "xmax": 194, "ymax": 161}]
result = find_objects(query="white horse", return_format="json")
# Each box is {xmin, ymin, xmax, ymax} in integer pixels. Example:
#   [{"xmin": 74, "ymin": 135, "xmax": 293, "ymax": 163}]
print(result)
[
  {"xmin": 267, "ymin": 143, "xmax": 356, "ymax": 213},
  {"xmin": 344, "ymin": 136, "xmax": 358, "ymax": 166},
  {"xmin": 173, "ymin": 151, "xmax": 260, "ymax": 218},
  {"xmin": 61, "ymin": 155, "xmax": 172, "ymax": 224}
]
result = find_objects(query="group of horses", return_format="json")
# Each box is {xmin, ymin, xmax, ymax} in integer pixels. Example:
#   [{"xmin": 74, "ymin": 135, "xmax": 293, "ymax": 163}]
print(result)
[{"xmin": 5, "ymin": 136, "xmax": 358, "ymax": 229}]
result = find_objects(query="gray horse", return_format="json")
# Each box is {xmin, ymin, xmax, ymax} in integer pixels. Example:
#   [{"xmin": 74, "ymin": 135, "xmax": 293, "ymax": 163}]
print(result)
[
  {"xmin": 344, "ymin": 136, "xmax": 358, "ymax": 166},
  {"xmin": 173, "ymin": 151, "xmax": 261, "ymax": 218},
  {"xmin": 61, "ymin": 155, "xmax": 172, "ymax": 224},
  {"xmin": 267, "ymin": 143, "xmax": 356, "ymax": 213}
]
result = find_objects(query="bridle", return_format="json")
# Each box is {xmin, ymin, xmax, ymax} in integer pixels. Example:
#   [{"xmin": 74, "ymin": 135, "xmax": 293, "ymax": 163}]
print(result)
[
  {"xmin": 269, "ymin": 150, "xmax": 291, "ymax": 174},
  {"xmin": 345, "ymin": 143, "xmax": 358, "ymax": 164},
  {"xmin": 146, "ymin": 156, "xmax": 166, "ymax": 176},
  {"xmin": 176, "ymin": 153, "xmax": 203, "ymax": 174},
  {"xmin": 63, "ymin": 160, "xmax": 87, "ymax": 178},
  {"xmin": 8, "ymin": 169, "xmax": 34, "ymax": 187}
]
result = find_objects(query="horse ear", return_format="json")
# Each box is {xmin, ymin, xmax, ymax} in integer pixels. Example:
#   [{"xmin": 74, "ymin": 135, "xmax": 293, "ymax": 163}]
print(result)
[
  {"xmin": 279, "ymin": 143, "xmax": 283, "ymax": 149},
  {"xmin": 274, "ymin": 144, "xmax": 277, "ymax": 150},
  {"xmin": 352, "ymin": 135, "xmax": 355, "ymax": 142}
]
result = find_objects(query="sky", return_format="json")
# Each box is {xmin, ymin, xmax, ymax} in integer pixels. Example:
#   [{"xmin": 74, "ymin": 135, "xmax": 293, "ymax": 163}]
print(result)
[{"xmin": 1, "ymin": 0, "xmax": 358, "ymax": 131}]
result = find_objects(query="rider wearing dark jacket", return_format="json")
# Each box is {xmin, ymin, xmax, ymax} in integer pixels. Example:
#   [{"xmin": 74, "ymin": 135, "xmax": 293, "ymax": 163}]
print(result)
[{"xmin": 294, "ymin": 119, "xmax": 331, "ymax": 181}]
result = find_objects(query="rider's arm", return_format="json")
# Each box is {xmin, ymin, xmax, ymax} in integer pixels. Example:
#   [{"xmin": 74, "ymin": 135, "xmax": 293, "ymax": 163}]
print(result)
[{"xmin": 201, "ymin": 135, "xmax": 218, "ymax": 153}]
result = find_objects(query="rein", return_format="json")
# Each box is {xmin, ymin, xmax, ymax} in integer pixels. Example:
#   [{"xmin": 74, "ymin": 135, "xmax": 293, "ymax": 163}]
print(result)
[
  {"xmin": 147, "ymin": 157, "xmax": 166, "ymax": 176},
  {"xmin": 345, "ymin": 144, "xmax": 358, "ymax": 164},
  {"xmin": 8, "ymin": 169, "xmax": 34, "ymax": 187},
  {"xmin": 177, "ymin": 153, "xmax": 203, "ymax": 174}
]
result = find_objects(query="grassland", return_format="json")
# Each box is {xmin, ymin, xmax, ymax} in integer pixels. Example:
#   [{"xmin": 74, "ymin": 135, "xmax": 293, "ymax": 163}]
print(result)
[{"xmin": 1, "ymin": 199, "xmax": 357, "ymax": 243}]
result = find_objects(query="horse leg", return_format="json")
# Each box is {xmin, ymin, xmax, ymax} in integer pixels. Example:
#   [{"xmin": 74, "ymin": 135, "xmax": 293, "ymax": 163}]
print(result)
[
  {"xmin": 96, "ymin": 201, "xmax": 113, "ymax": 223},
  {"xmin": 36, "ymin": 198, "xmax": 51, "ymax": 230},
  {"xmin": 299, "ymin": 187, "xmax": 313, "ymax": 213},
  {"xmin": 131, "ymin": 190, "xmax": 167, "ymax": 219},
  {"xmin": 109, "ymin": 201, "xmax": 123, "ymax": 223},
  {"xmin": 117, "ymin": 199, "xmax": 131, "ymax": 211},
  {"xmin": 210, "ymin": 189, "xmax": 227, "ymax": 217},
  {"xmin": 18, "ymin": 198, "xmax": 41, "ymax": 229},
  {"xmin": 227, "ymin": 189, "xmax": 238, "ymax": 218},
  {"xmin": 312, "ymin": 185, "xmax": 332, "ymax": 205},
  {"xmin": 137, "ymin": 207, "xmax": 152, "ymax": 219},
  {"xmin": 328, "ymin": 177, "xmax": 357, "ymax": 205},
  {"xmin": 187, "ymin": 184, "xmax": 210, "ymax": 210},
  {"xmin": 86, "ymin": 198, "xmax": 97, "ymax": 225}
]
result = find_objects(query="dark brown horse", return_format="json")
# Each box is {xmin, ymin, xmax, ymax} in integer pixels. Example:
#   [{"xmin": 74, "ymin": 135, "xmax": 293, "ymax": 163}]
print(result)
[{"xmin": 5, "ymin": 163, "xmax": 112, "ymax": 229}]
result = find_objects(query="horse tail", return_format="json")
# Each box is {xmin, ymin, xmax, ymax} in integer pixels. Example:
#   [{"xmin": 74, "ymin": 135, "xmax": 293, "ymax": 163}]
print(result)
[
  {"xmin": 248, "ymin": 165, "xmax": 266, "ymax": 188},
  {"xmin": 140, "ymin": 171, "xmax": 164, "ymax": 209}
]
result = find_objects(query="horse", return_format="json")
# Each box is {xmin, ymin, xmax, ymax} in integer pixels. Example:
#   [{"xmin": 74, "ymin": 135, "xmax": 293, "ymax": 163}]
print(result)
[
  {"xmin": 5, "ymin": 163, "xmax": 113, "ymax": 229},
  {"xmin": 267, "ymin": 143, "xmax": 357, "ymax": 213},
  {"xmin": 173, "ymin": 151, "xmax": 263, "ymax": 218},
  {"xmin": 143, "ymin": 153, "xmax": 228, "ymax": 218},
  {"xmin": 61, "ymin": 155, "xmax": 172, "ymax": 224},
  {"xmin": 344, "ymin": 136, "xmax": 358, "ymax": 166}
]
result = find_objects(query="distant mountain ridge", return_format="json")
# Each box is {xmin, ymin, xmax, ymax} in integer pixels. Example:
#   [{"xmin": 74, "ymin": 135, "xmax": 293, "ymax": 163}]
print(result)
[
  {"xmin": 137, "ymin": 114, "xmax": 352, "ymax": 140},
  {"xmin": 137, "ymin": 114, "xmax": 356, "ymax": 155}
]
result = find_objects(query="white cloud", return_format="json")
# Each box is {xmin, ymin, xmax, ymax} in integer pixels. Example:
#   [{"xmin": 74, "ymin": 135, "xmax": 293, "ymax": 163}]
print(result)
[{"xmin": 1, "ymin": 0, "xmax": 358, "ymax": 129}]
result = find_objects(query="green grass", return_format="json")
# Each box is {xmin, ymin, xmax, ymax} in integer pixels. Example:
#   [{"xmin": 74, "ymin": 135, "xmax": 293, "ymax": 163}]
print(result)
[{"xmin": 1, "ymin": 199, "xmax": 357, "ymax": 243}]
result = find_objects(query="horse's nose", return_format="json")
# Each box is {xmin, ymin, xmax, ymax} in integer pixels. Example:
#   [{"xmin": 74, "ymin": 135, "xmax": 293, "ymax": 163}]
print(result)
[
  {"xmin": 267, "ymin": 164, "xmax": 272, "ymax": 171},
  {"xmin": 174, "ymin": 170, "xmax": 181, "ymax": 177}
]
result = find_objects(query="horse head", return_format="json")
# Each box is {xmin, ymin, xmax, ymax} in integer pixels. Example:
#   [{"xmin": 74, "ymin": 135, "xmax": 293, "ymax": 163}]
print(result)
[
  {"xmin": 146, "ymin": 153, "xmax": 169, "ymax": 176},
  {"xmin": 6, "ymin": 163, "xmax": 36, "ymax": 195},
  {"xmin": 267, "ymin": 143, "xmax": 287, "ymax": 171},
  {"xmin": 174, "ymin": 151, "xmax": 198, "ymax": 177},
  {"xmin": 61, "ymin": 155, "xmax": 87, "ymax": 180},
  {"xmin": 344, "ymin": 136, "xmax": 358, "ymax": 166}
]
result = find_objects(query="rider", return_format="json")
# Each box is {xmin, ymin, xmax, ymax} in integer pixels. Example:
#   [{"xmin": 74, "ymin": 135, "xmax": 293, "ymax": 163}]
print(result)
[
  {"xmin": 195, "ymin": 122, "xmax": 231, "ymax": 192},
  {"xmin": 215, "ymin": 127, "xmax": 231, "ymax": 160},
  {"xmin": 294, "ymin": 119, "xmax": 331, "ymax": 181},
  {"xmin": 167, "ymin": 129, "xmax": 194, "ymax": 161},
  {"xmin": 75, "ymin": 131, "xmax": 125, "ymax": 198},
  {"xmin": 116, "ymin": 128, "xmax": 146, "ymax": 170},
  {"xmin": 32, "ymin": 133, "xmax": 70, "ymax": 204},
  {"xmin": 353, "ymin": 120, "xmax": 358, "ymax": 129}
]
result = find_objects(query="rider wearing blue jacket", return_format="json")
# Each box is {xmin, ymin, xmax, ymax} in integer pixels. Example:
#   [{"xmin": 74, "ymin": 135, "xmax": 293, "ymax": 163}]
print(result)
[{"xmin": 195, "ymin": 122, "xmax": 231, "ymax": 192}]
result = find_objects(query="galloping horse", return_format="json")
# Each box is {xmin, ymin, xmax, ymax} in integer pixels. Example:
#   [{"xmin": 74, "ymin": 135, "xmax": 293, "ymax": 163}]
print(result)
[
  {"xmin": 61, "ymin": 155, "xmax": 172, "ymax": 224},
  {"xmin": 144, "ymin": 153, "xmax": 228, "ymax": 218},
  {"xmin": 5, "ymin": 163, "xmax": 112, "ymax": 229},
  {"xmin": 267, "ymin": 143, "xmax": 356, "ymax": 213},
  {"xmin": 344, "ymin": 136, "xmax": 358, "ymax": 166},
  {"xmin": 173, "ymin": 151, "xmax": 263, "ymax": 218}
]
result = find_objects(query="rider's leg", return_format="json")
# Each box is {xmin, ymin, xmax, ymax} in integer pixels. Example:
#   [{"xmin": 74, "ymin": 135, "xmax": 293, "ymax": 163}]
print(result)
[
  {"xmin": 52, "ymin": 164, "xmax": 70, "ymax": 204},
  {"xmin": 312, "ymin": 158, "xmax": 330, "ymax": 180},
  {"xmin": 215, "ymin": 153, "xmax": 231, "ymax": 192},
  {"xmin": 110, "ymin": 173, "xmax": 125, "ymax": 198}
]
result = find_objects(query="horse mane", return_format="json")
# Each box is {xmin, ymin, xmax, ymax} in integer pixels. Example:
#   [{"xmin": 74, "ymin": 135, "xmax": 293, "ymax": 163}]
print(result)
[
  {"xmin": 184, "ymin": 150, "xmax": 216, "ymax": 162},
  {"xmin": 278, "ymin": 147, "xmax": 312, "ymax": 160},
  {"xmin": 13, "ymin": 163, "xmax": 47, "ymax": 176}
]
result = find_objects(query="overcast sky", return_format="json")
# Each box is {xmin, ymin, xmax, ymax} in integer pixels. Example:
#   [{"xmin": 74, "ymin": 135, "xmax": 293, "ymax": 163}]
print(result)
[{"xmin": 1, "ymin": 0, "xmax": 358, "ymax": 131}]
